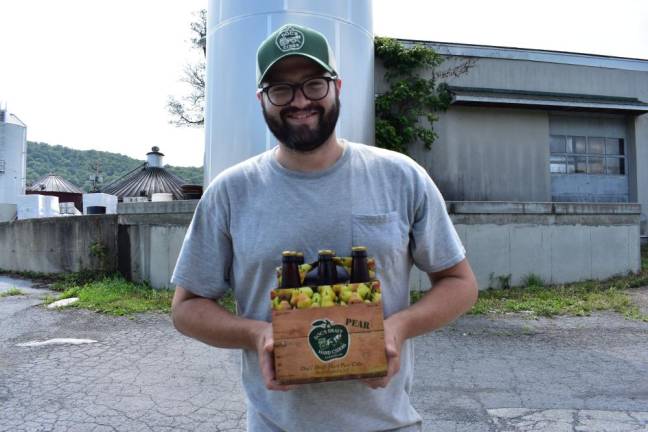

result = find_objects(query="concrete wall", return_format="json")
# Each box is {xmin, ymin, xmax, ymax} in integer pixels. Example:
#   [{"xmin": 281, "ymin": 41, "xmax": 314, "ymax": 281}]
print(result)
[
  {"xmin": 117, "ymin": 200, "xmax": 196, "ymax": 289},
  {"xmin": 408, "ymin": 202, "xmax": 642, "ymax": 291},
  {"xmin": 0, "ymin": 201, "xmax": 640, "ymax": 290},
  {"xmin": 0, "ymin": 215, "xmax": 118, "ymax": 273}
]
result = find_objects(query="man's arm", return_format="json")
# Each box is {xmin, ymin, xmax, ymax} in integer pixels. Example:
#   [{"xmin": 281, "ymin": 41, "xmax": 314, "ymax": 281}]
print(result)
[
  {"xmin": 171, "ymin": 286, "xmax": 296, "ymax": 391},
  {"xmin": 365, "ymin": 258, "xmax": 478, "ymax": 388}
]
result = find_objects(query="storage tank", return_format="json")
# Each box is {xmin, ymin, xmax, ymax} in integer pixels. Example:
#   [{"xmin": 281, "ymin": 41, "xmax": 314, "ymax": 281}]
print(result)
[
  {"xmin": 0, "ymin": 104, "xmax": 27, "ymax": 216},
  {"xmin": 204, "ymin": 0, "xmax": 374, "ymax": 184}
]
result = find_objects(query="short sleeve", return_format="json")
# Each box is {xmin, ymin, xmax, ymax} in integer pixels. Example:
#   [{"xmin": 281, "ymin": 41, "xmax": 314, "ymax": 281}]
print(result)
[
  {"xmin": 409, "ymin": 167, "xmax": 465, "ymax": 274},
  {"xmin": 170, "ymin": 182, "xmax": 232, "ymax": 299}
]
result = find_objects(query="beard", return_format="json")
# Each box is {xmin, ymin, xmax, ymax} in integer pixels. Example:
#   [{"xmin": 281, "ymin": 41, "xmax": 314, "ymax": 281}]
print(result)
[{"xmin": 262, "ymin": 95, "xmax": 340, "ymax": 153}]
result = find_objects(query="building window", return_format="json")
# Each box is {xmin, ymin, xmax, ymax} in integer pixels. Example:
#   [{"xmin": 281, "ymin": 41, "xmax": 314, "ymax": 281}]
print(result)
[
  {"xmin": 550, "ymin": 135, "xmax": 625, "ymax": 175},
  {"xmin": 0, "ymin": 160, "xmax": 5, "ymax": 174}
]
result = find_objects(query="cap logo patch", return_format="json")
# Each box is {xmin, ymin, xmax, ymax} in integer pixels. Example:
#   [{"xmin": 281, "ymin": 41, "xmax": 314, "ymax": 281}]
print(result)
[{"xmin": 275, "ymin": 26, "xmax": 305, "ymax": 52}]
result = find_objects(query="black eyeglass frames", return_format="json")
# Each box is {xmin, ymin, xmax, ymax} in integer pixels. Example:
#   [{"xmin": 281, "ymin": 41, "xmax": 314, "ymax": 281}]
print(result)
[{"xmin": 259, "ymin": 76, "xmax": 337, "ymax": 106}]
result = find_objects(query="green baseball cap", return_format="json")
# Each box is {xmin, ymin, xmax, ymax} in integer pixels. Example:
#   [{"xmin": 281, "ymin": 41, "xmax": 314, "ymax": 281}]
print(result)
[{"xmin": 256, "ymin": 23, "xmax": 337, "ymax": 88}]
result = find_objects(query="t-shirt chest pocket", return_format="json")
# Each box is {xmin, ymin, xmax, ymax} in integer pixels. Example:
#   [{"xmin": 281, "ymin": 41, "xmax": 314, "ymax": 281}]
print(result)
[{"xmin": 351, "ymin": 212, "xmax": 408, "ymax": 266}]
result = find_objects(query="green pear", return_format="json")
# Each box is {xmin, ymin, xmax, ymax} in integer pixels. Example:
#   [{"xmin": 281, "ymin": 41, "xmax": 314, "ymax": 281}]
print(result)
[
  {"xmin": 310, "ymin": 293, "xmax": 322, "ymax": 308},
  {"xmin": 298, "ymin": 287, "xmax": 314, "ymax": 298},
  {"xmin": 357, "ymin": 284, "xmax": 371, "ymax": 300},
  {"xmin": 372, "ymin": 292, "xmax": 382, "ymax": 304},
  {"xmin": 296, "ymin": 293, "xmax": 312, "ymax": 309},
  {"xmin": 319, "ymin": 286, "xmax": 336, "ymax": 302},
  {"xmin": 339, "ymin": 287, "xmax": 353, "ymax": 303},
  {"xmin": 348, "ymin": 292, "xmax": 363, "ymax": 304},
  {"xmin": 277, "ymin": 300, "xmax": 291, "ymax": 310},
  {"xmin": 321, "ymin": 298, "xmax": 335, "ymax": 308}
]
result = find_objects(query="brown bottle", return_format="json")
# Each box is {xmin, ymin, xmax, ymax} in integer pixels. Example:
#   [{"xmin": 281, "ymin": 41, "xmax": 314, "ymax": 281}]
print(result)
[
  {"xmin": 281, "ymin": 251, "xmax": 302, "ymax": 288},
  {"xmin": 350, "ymin": 246, "xmax": 370, "ymax": 283},
  {"xmin": 317, "ymin": 250, "xmax": 337, "ymax": 285},
  {"xmin": 295, "ymin": 252, "xmax": 305, "ymax": 265}
]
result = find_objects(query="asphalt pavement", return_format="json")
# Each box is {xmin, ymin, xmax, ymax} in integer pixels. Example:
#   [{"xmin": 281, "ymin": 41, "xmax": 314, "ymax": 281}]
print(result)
[{"xmin": 1, "ymin": 275, "xmax": 647, "ymax": 432}]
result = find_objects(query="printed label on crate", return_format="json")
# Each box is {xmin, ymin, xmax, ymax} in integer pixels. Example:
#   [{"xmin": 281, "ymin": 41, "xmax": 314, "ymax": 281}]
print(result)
[{"xmin": 308, "ymin": 319, "xmax": 350, "ymax": 362}]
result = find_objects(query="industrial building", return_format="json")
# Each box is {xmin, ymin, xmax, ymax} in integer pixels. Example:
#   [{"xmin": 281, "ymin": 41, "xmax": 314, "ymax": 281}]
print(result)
[
  {"xmin": 391, "ymin": 41, "xmax": 647, "ymax": 288},
  {"xmin": 101, "ymin": 146, "xmax": 188, "ymax": 201}
]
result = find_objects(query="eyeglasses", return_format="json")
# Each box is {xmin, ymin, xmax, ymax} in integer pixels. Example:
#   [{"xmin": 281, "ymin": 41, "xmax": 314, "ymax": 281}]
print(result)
[{"xmin": 259, "ymin": 76, "xmax": 337, "ymax": 107}]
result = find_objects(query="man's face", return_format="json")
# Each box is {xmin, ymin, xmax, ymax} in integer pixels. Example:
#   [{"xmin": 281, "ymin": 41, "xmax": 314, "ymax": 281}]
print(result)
[{"xmin": 259, "ymin": 56, "xmax": 341, "ymax": 153}]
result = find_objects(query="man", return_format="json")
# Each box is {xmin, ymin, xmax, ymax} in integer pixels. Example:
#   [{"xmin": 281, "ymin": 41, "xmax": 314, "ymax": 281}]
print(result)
[{"xmin": 171, "ymin": 23, "xmax": 478, "ymax": 431}]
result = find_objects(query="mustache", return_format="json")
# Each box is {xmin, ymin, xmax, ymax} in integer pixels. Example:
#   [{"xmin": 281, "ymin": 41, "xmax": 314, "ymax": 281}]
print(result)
[{"xmin": 280, "ymin": 104, "xmax": 324, "ymax": 120}]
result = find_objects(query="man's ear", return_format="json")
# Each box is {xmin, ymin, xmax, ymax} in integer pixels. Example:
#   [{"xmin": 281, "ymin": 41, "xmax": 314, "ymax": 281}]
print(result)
[
  {"xmin": 256, "ymin": 90, "xmax": 263, "ymax": 102},
  {"xmin": 335, "ymin": 78, "xmax": 342, "ymax": 94}
]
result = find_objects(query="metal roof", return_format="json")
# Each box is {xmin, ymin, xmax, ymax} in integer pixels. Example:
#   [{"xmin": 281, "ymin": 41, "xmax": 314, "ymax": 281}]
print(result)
[
  {"xmin": 399, "ymin": 39, "xmax": 648, "ymax": 72},
  {"xmin": 100, "ymin": 163, "xmax": 187, "ymax": 200},
  {"xmin": 448, "ymin": 86, "xmax": 648, "ymax": 114},
  {"xmin": 28, "ymin": 174, "xmax": 83, "ymax": 193}
]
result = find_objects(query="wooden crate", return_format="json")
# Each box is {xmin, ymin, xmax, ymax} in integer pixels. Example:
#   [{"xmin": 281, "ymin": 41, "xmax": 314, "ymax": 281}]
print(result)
[{"xmin": 272, "ymin": 302, "xmax": 387, "ymax": 385}]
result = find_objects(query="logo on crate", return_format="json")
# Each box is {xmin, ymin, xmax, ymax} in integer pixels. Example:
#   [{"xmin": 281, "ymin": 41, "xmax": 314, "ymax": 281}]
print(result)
[{"xmin": 308, "ymin": 319, "xmax": 350, "ymax": 362}]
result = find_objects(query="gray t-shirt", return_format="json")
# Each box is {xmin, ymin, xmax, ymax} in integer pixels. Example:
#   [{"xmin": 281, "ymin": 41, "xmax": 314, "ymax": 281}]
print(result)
[{"xmin": 171, "ymin": 141, "xmax": 465, "ymax": 432}]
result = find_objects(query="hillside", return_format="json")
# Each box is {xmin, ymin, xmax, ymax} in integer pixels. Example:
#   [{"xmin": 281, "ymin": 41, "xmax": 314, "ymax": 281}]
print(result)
[{"xmin": 26, "ymin": 142, "xmax": 203, "ymax": 191}]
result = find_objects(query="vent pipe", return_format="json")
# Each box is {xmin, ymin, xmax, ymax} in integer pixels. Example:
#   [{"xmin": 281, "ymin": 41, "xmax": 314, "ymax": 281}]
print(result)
[{"xmin": 146, "ymin": 146, "xmax": 164, "ymax": 167}]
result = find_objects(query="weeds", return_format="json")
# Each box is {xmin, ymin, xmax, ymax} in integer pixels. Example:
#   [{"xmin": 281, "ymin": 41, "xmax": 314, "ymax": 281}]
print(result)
[{"xmin": 0, "ymin": 287, "xmax": 24, "ymax": 297}]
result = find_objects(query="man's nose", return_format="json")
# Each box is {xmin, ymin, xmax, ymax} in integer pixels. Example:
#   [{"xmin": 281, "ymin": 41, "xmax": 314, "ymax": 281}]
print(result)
[{"xmin": 290, "ymin": 86, "xmax": 310, "ymax": 108}]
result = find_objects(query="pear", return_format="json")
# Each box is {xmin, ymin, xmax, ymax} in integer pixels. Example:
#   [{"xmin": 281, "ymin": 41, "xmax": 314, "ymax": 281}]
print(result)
[
  {"xmin": 348, "ymin": 292, "xmax": 363, "ymax": 305},
  {"xmin": 372, "ymin": 292, "xmax": 382, "ymax": 304},
  {"xmin": 298, "ymin": 287, "xmax": 314, "ymax": 298},
  {"xmin": 310, "ymin": 293, "xmax": 322, "ymax": 308},
  {"xmin": 339, "ymin": 287, "xmax": 353, "ymax": 304},
  {"xmin": 277, "ymin": 300, "xmax": 291, "ymax": 310},
  {"xmin": 319, "ymin": 286, "xmax": 336, "ymax": 302},
  {"xmin": 357, "ymin": 284, "xmax": 371, "ymax": 300},
  {"xmin": 295, "ymin": 293, "xmax": 312, "ymax": 309},
  {"xmin": 321, "ymin": 298, "xmax": 335, "ymax": 308},
  {"xmin": 272, "ymin": 296, "xmax": 281, "ymax": 309}
]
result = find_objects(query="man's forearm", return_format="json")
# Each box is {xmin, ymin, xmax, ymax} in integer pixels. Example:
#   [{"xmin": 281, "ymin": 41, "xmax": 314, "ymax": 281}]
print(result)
[
  {"xmin": 172, "ymin": 296, "xmax": 266, "ymax": 351},
  {"xmin": 388, "ymin": 261, "xmax": 478, "ymax": 341}
]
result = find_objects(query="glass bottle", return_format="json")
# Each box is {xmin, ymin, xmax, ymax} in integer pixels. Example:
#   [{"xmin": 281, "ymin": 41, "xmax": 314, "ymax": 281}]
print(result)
[
  {"xmin": 281, "ymin": 251, "xmax": 302, "ymax": 288},
  {"xmin": 350, "ymin": 246, "xmax": 370, "ymax": 283},
  {"xmin": 317, "ymin": 250, "xmax": 337, "ymax": 285}
]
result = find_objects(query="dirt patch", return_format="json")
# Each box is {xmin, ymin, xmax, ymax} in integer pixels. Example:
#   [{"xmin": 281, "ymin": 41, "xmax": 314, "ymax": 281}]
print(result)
[{"xmin": 626, "ymin": 286, "xmax": 648, "ymax": 315}]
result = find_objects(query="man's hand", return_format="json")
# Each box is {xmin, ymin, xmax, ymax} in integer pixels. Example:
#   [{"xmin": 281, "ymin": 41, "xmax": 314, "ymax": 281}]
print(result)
[
  {"xmin": 362, "ymin": 315, "xmax": 405, "ymax": 389},
  {"xmin": 255, "ymin": 322, "xmax": 298, "ymax": 391},
  {"xmin": 362, "ymin": 259, "xmax": 478, "ymax": 390}
]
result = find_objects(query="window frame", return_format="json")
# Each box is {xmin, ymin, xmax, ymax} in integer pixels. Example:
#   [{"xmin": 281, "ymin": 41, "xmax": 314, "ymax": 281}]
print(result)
[{"xmin": 549, "ymin": 134, "xmax": 625, "ymax": 176}]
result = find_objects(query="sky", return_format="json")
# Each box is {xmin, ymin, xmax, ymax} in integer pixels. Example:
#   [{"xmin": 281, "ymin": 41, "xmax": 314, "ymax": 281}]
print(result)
[{"xmin": 1, "ymin": 0, "xmax": 647, "ymax": 168}]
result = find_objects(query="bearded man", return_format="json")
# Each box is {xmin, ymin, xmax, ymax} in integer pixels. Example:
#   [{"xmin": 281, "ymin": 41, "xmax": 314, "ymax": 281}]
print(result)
[{"xmin": 171, "ymin": 23, "xmax": 478, "ymax": 432}]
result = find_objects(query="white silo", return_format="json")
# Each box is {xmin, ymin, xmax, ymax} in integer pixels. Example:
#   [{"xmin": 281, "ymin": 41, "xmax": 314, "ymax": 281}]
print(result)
[
  {"xmin": 204, "ymin": 0, "xmax": 374, "ymax": 184},
  {"xmin": 0, "ymin": 104, "xmax": 27, "ymax": 222}
]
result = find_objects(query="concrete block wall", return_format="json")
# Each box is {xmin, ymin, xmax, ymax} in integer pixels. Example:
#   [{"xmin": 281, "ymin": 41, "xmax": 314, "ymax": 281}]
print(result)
[
  {"xmin": 408, "ymin": 202, "xmax": 641, "ymax": 291},
  {"xmin": 117, "ymin": 200, "xmax": 196, "ymax": 289},
  {"xmin": 0, "ymin": 201, "xmax": 640, "ymax": 291},
  {"xmin": 0, "ymin": 215, "xmax": 118, "ymax": 273}
]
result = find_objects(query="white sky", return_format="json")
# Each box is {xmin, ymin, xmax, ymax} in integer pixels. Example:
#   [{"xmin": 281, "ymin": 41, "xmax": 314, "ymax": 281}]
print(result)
[{"xmin": 1, "ymin": 0, "xmax": 647, "ymax": 167}]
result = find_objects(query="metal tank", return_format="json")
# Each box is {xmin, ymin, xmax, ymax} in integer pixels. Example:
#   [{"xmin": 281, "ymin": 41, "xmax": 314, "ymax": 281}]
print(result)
[
  {"xmin": 0, "ymin": 104, "xmax": 27, "ymax": 212},
  {"xmin": 204, "ymin": 0, "xmax": 374, "ymax": 184}
]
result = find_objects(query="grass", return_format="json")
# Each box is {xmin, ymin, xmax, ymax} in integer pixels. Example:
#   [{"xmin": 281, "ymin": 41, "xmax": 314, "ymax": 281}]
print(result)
[
  {"xmin": 44, "ymin": 273, "xmax": 237, "ymax": 316},
  {"xmin": 0, "ymin": 287, "xmax": 24, "ymax": 297},
  {"xmin": 466, "ymin": 245, "xmax": 648, "ymax": 320},
  {"xmin": 46, "ymin": 275, "xmax": 174, "ymax": 316}
]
